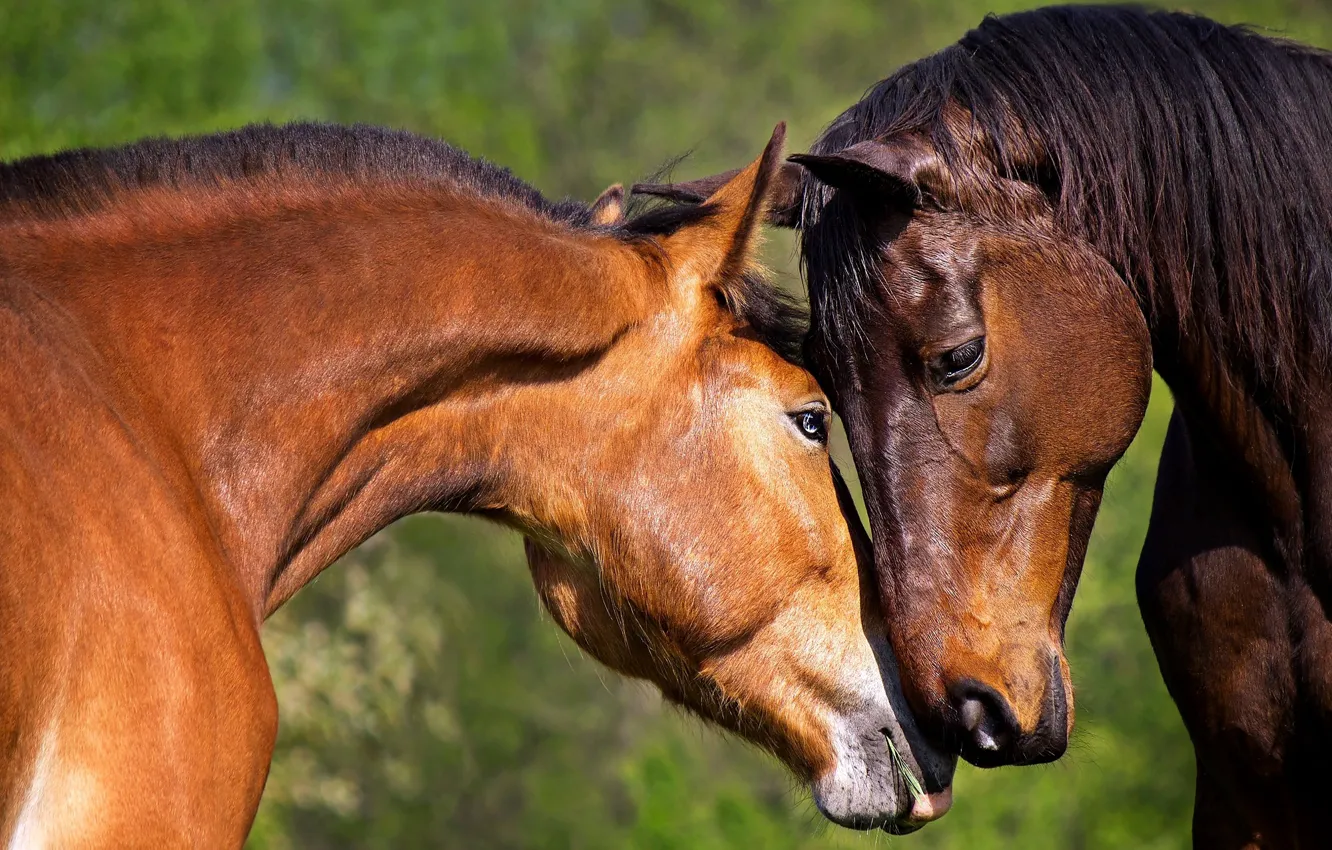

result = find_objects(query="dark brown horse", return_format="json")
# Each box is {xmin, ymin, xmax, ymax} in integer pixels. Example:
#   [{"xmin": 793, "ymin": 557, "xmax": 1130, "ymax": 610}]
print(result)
[
  {"xmin": 639, "ymin": 5, "xmax": 1332, "ymax": 847},
  {"xmin": 0, "ymin": 122, "xmax": 954, "ymax": 846}
]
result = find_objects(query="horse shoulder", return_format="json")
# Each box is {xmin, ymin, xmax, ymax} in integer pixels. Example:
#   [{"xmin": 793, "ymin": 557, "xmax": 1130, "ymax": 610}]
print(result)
[
  {"xmin": 0, "ymin": 286, "xmax": 275, "ymax": 848},
  {"xmin": 1135, "ymin": 410, "xmax": 1298, "ymax": 845}
]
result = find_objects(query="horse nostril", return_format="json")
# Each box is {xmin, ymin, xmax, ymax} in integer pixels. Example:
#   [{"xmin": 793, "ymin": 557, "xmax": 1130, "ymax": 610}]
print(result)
[
  {"xmin": 1036, "ymin": 652, "xmax": 1071, "ymax": 751},
  {"xmin": 959, "ymin": 698, "xmax": 998, "ymax": 751},
  {"xmin": 951, "ymin": 681, "xmax": 1020, "ymax": 758}
]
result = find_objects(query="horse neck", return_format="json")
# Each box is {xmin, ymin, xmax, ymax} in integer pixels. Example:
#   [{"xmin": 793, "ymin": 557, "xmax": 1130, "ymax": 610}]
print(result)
[
  {"xmin": 1148, "ymin": 314, "xmax": 1305, "ymax": 553},
  {"xmin": 5, "ymin": 181, "xmax": 661, "ymax": 618}
]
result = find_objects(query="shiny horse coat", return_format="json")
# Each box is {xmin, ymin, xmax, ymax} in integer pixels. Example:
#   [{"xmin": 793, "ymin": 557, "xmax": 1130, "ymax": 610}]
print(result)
[
  {"xmin": 0, "ymin": 123, "xmax": 953, "ymax": 846},
  {"xmin": 641, "ymin": 6, "xmax": 1332, "ymax": 846}
]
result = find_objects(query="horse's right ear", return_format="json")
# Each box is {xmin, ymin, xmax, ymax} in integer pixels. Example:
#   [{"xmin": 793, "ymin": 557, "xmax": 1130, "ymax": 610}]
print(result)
[
  {"xmin": 633, "ymin": 160, "xmax": 804, "ymax": 228},
  {"xmin": 788, "ymin": 135, "xmax": 947, "ymax": 208},
  {"xmin": 589, "ymin": 183, "xmax": 625, "ymax": 225}
]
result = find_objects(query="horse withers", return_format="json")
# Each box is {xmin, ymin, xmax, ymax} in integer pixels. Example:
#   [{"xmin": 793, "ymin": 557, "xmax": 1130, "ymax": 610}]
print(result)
[
  {"xmin": 0, "ymin": 123, "xmax": 953, "ymax": 846},
  {"xmin": 641, "ymin": 6, "xmax": 1332, "ymax": 846}
]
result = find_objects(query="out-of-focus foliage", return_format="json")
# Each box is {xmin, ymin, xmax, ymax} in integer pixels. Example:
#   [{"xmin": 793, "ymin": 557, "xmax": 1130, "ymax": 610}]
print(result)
[{"xmin": 3, "ymin": 1, "xmax": 1329, "ymax": 847}]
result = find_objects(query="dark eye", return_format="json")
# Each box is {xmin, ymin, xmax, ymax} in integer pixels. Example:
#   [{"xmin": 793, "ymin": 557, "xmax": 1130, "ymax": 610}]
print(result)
[
  {"xmin": 792, "ymin": 409, "xmax": 829, "ymax": 445},
  {"xmin": 931, "ymin": 336, "xmax": 986, "ymax": 388}
]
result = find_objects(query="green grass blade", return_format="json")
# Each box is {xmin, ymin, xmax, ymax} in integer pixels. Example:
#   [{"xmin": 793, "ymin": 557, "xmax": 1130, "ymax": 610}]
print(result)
[{"xmin": 884, "ymin": 732, "xmax": 925, "ymax": 803}]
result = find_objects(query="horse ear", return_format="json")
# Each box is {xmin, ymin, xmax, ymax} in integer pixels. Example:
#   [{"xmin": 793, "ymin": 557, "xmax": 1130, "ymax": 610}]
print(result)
[
  {"xmin": 589, "ymin": 183, "xmax": 625, "ymax": 225},
  {"xmin": 789, "ymin": 135, "xmax": 946, "ymax": 207},
  {"xmin": 632, "ymin": 159, "xmax": 803, "ymax": 228},
  {"xmin": 655, "ymin": 122, "xmax": 791, "ymax": 286}
]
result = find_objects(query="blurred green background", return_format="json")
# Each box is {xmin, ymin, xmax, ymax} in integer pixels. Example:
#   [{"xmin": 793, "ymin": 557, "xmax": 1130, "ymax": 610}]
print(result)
[{"xmin": 5, "ymin": 1, "xmax": 1329, "ymax": 847}]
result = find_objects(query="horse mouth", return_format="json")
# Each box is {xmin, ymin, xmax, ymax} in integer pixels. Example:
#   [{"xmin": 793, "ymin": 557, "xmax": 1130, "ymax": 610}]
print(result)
[{"xmin": 882, "ymin": 728, "xmax": 954, "ymax": 831}]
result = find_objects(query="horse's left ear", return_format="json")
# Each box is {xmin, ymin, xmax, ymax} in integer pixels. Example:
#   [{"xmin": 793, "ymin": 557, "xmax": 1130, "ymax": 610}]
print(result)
[
  {"xmin": 654, "ymin": 122, "xmax": 790, "ymax": 287},
  {"xmin": 632, "ymin": 142, "xmax": 803, "ymax": 228}
]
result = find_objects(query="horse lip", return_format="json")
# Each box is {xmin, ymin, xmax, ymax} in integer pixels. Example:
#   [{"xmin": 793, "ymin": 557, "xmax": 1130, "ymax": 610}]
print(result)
[
  {"xmin": 906, "ymin": 787, "xmax": 953, "ymax": 824},
  {"xmin": 883, "ymin": 788, "xmax": 953, "ymax": 835}
]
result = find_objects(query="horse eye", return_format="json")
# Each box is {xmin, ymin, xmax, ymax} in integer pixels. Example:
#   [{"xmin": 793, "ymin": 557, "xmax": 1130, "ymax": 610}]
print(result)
[
  {"xmin": 932, "ymin": 336, "xmax": 986, "ymax": 388},
  {"xmin": 792, "ymin": 409, "xmax": 829, "ymax": 444}
]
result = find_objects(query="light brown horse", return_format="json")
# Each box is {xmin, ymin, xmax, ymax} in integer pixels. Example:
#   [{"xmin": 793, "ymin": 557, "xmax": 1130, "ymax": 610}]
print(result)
[{"xmin": 0, "ymin": 122, "xmax": 953, "ymax": 846}]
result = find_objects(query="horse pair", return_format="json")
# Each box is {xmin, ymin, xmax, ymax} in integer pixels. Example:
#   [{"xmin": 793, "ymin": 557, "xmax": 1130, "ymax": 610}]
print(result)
[
  {"xmin": 5, "ymin": 4, "xmax": 1331, "ymax": 848},
  {"xmin": 647, "ymin": 5, "xmax": 1332, "ymax": 848}
]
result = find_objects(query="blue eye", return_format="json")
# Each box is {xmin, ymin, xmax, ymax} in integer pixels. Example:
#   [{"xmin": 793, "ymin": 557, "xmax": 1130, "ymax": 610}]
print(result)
[{"xmin": 793, "ymin": 409, "xmax": 829, "ymax": 444}]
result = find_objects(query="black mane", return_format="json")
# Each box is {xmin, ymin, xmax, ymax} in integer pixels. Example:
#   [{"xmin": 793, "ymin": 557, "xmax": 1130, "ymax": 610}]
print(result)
[
  {"xmin": 802, "ymin": 5, "xmax": 1332, "ymax": 398},
  {"xmin": 0, "ymin": 122, "xmax": 806, "ymax": 362},
  {"xmin": 0, "ymin": 122, "xmax": 598, "ymax": 226}
]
